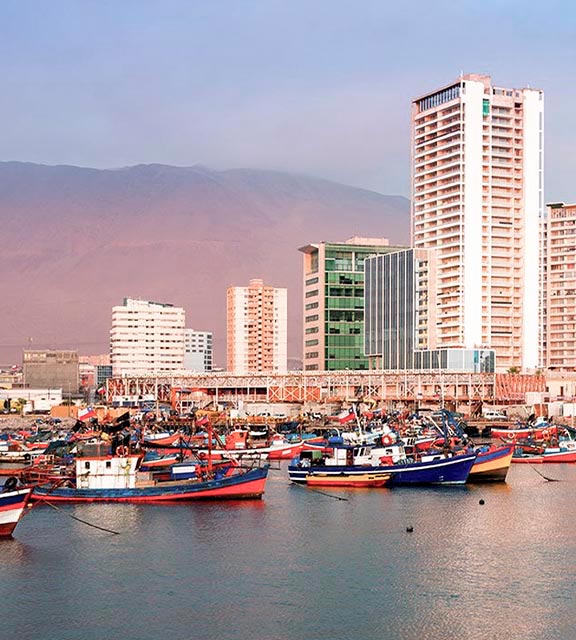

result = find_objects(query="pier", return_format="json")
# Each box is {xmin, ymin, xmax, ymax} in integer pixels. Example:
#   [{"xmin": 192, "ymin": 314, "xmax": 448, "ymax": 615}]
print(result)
[{"xmin": 105, "ymin": 371, "xmax": 545, "ymax": 412}]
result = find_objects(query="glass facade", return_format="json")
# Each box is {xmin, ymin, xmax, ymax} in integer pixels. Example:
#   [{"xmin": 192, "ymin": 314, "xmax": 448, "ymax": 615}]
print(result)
[
  {"xmin": 323, "ymin": 243, "xmax": 400, "ymax": 370},
  {"xmin": 365, "ymin": 251, "xmax": 416, "ymax": 369},
  {"xmin": 414, "ymin": 349, "xmax": 495, "ymax": 373},
  {"xmin": 365, "ymin": 250, "xmax": 495, "ymax": 373}
]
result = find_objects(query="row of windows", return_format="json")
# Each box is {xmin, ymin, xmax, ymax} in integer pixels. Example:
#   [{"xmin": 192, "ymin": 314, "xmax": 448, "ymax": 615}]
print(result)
[
  {"xmin": 417, "ymin": 85, "xmax": 460, "ymax": 113},
  {"xmin": 326, "ymin": 272, "xmax": 363, "ymax": 285},
  {"xmin": 325, "ymin": 335, "xmax": 363, "ymax": 347}
]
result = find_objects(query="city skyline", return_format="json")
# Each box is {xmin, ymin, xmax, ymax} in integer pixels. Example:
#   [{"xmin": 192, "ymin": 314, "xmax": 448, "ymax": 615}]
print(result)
[{"xmin": 1, "ymin": 1, "xmax": 574, "ymax": 200}]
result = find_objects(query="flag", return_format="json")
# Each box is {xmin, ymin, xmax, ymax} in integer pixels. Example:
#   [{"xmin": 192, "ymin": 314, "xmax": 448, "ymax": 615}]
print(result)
[
  {"xmin": 196, "ymin": 414, "xmax": 210, "ymax": 427},
  {"xmin": 96, "ymin": 386, "xmax": 106, "ymax": 395},
  {"xmin": 78, "ymin": 406, "xmax": 97, "ymax": 422},
  {"xmin": 115, "ymin": 411, "xmax": 131, "ymax": 423},
  {"xmin": 338, "ymin": 407, "xmax": 356, "ymax": 424}
]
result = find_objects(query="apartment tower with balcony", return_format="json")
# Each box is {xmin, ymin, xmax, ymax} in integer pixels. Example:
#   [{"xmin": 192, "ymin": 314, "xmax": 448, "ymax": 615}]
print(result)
[
  {"xmin": 226, "ymin": 279, "xmax": 287, "ymax": 374},
  {"xmin": 110, "ymin": 298, "xmax": 186, "ymax": 376},
  {"xmin": 411, "ymin": 74, "xmax": 544, "ymax": 372},
  {"xmin": 544, "ymin": 202, "xmax": 576, "ymax": 371}
]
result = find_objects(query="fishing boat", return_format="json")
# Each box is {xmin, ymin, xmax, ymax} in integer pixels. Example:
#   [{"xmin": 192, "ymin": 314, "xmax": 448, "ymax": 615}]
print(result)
[
  {"xmin": 289, "ymin": 443, "xmax": 476, "ymax": 486},
  {"xmin": 142, "ymin": 432, "xmax": 183, "ymax": 447},
  {"xmin": 0, "ymin": 479, "xmax": 32, "ymax": 537},
  {"xmin": 467, "ymin": 444, "xmax": 514, "ymax": 482},
  {"xmin": 139, "ymin": 451, "xmax": 181, "ymax": 470},
  {"xmin": 191, "ymin": 429, "xmax": 302, "ymax": 461},
  {"xmin": 306, "ymin": 471, "xmax": 391, "ymax": 488},
  {"xmin": 511, "ymin": 443, "xmax": 576, "ymax": 464},
  {"xmin": 31, "ymin": 434, "xmax": 269, "ymax": 503},
  {"xmin": 491, "ymin": 424, "xmax": 558, "ymax": 441}
]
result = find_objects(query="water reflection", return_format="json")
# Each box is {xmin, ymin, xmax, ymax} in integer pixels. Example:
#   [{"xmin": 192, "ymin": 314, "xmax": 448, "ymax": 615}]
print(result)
[{"xmin": 3, "ymin": 464, "xmax": 576, "ymax": 640}]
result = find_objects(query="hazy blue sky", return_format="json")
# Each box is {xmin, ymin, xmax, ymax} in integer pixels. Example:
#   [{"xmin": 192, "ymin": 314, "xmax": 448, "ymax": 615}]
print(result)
[{"xmin": 1, "ymin": 0, "xmax": 575, "ymax": 199}]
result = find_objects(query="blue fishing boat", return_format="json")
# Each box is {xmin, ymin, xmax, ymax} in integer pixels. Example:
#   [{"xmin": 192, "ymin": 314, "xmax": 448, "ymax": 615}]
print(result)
[{"xmin": 288, "ymin": 443, "xmax": 476, "ymax": 486}]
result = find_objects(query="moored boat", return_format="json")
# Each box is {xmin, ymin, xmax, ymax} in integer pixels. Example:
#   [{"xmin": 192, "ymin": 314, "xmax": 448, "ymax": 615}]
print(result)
[
  {"xmin": 31, "ymin": 452, "xmax": 268, "ymax": 502},
  {"xmin": 467, "ymin": 444, "xmax": 514, "ymax": 482},
  {"xmin": 289, "ymin": 443, "xmax": 476, "ymax": 486},
  {"xmin": 0, "ymin": 480, "xmax": 32, "ymax": 538},
  {"xmin": 30, "ymin": 429, "xmax": 269, "ymax": 503},
  {"xmin": 511, "ymin": 446, "xmax": 576, "ymax": 464},
  {"xmin": 306, "ymin": 471, "xmax": 391, "ymax": 488}
]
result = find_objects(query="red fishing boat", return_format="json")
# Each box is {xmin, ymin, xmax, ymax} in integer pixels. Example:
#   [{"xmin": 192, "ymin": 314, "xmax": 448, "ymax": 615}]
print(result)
[
  {"xmin": 492, "ymin": 425, "xmax": 558, "ymax": 441},
  {"xmin": 512, "ymin": 444, "xmax": 576, "ymax": 464},
  {"xmin": 31, "ymin": 421, "xmax": 269, "ymax": 503}
]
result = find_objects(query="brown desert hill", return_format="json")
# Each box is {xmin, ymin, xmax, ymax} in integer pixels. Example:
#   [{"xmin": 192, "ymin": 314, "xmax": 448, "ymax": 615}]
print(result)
[{"xmin": 0, "ymin": 161, "xmax": 409, "ymax": 366}]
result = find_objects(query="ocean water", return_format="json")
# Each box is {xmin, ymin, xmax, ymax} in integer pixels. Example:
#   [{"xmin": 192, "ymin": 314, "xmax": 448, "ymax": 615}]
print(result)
[{"xmin": 2, "ymin": 464, "xmax": 576, "ymax": 640}]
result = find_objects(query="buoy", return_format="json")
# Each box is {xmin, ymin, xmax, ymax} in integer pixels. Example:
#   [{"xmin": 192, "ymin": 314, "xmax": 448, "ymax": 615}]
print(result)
[
  {"xmin": 406, "ymin": 526, "xmax": 414, "ymax": 533},
  {"xmin": 479, "ymin": 499, "xmax": 485, "ymax": 505}
]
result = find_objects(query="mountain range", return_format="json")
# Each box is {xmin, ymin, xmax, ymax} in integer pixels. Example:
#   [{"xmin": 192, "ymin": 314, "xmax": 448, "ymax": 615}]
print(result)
[{"xmin": 0, "ymin": 161, "xmax": 410, "ymax": 366}]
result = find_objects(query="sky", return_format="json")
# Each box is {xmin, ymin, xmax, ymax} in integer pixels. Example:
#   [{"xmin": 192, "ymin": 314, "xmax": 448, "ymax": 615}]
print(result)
[{"xmin": 1, "ymin": 0, "xmax": 575, "ymax": 200}]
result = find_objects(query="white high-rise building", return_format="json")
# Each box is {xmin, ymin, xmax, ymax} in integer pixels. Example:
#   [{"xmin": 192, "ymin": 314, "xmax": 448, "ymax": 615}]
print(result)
[
  {"xmin": 411, "ymin": 74, "xmax": 544, "ymax": 372},
  {"xmin": 110, "ymin": 298, "xmax": 185, "ymax": 376},
  {"xmin": 184, "ymin": 329, "xmax": 213, "ymax": 372},
  {"xmin": 227, "ymin": 279, "xmax": 287, "ymax": 374}
]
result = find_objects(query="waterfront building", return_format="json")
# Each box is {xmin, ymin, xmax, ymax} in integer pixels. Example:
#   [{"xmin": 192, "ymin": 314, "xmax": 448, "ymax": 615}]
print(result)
[
  {"xmin": 110, "ymin": 298, "xmax": 185, "ymax": 376},
  {"xmin": 411, "ymin": 74, "xmax": 544, "ymax": 372},
  {"xmin": 299, "ymin": 237, "xmax": 407, "ymax": 371},
  {"xmin": 96, "ymin": 365, "xmax": 113, "ymax": 388},
  {"xmin": 22, "ymin": 350, "xmax": 79, "ymax": 393},
  {"xmin": 544, "ymin": 202, "xmax": 576, "ymax": 371},
  {"xmin": 0, "ymin": 388, "xmax": 63, "ymax": 413},
  {"xmin": 184, "ymin": 329, "xmax": 213, "ymax": 372},
  {"xmin": 364, "ymin": 249, "xmax": 495, "ymax": 373},
  {"xmin": 226, "ymin": 279, "xmax": 287, "ymax": 374}
]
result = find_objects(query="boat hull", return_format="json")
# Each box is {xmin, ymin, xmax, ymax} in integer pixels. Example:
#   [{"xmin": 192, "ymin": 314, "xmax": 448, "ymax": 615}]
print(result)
[
  {"xmin": 468, "ymin": 445, "xmax": 514, "ymax": 482},
  {"xmin": 306, "ymin": 472, "xmax": 390, "ymax": 488},
  {"xmin": 31, "ymin": 467, "xmax": 268, "ymax": 503},
  {"xmin": 512, "ymin": 449, "xmax": 576, "ymax": 464},
  {"xmin": 0, "ymin": 488, "xmax": 32, "ymax": 537},
  {"xmin": 289, "ymin": 454, "xmax": 476, "ymax": 486}
]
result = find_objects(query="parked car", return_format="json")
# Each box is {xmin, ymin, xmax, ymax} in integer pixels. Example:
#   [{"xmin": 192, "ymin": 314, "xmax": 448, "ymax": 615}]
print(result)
[{"xmin": 483, "ymin": 410, "xmax": 507, "ymax": 420}]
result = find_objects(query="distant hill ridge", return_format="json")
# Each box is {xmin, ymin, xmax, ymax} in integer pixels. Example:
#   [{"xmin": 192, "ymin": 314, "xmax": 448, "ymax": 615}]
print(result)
[{"xmin": 0, "ymin": 161, "xmax": 410, "ymax": 365}]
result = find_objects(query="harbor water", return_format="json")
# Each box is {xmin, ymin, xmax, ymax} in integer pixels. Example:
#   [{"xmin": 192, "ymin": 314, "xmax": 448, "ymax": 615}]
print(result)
[{"xmin": 2, "ymin": 463, "xmax": 576, "ymax": 640}]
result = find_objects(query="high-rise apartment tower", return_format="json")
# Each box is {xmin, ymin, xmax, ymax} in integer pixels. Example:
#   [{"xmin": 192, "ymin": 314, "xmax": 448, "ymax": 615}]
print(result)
[
  {"xmin": 110, "ymin": 298, "xmax": 185, "ymax": 376},
  {"xmin": 411, "ymin": 74, "xmax": 543, "ymax": 372},
  {"xmin": 544, "ymin": 202, "xmax": 576, "ymax": 371},
  {"xmin": 226, "ymin": 279, "xmax": 287, "ymax": 374}
]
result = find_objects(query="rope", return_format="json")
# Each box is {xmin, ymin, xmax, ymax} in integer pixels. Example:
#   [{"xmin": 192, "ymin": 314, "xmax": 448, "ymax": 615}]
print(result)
[
  {"xmin": 529, "ymin": 466, "xmax": 560, "ymax": 482},
  {"xmin": 30, "ymin": 477, "xmax": 121, "ymax": 535},
  {"xmin": 35, "ymin": 499, "xmax": 121, "ymax": 535},
  {"xmin": 290, "ymin": 480, "xmax": 349, "ymax": 501}
]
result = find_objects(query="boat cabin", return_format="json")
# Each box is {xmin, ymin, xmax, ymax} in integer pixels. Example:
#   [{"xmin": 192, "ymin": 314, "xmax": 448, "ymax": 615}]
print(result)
[
  {"xmin": 297, "ymin": 443, "xmax": 406, "ymax": 467},
  {"xmin": 75, "ymin": 443, "xmax": 140, "ymax": 490}
]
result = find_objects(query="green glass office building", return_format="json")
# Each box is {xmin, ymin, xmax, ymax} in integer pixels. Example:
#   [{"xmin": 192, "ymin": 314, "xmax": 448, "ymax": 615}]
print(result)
[{"xmin": 299, "ymin": 237, "xmax": 407, "ymax": 371}]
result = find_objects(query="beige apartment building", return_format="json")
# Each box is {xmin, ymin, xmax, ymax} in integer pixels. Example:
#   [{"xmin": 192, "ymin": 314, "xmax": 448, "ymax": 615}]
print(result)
[
  {"xmin": 411, "ymin": 74, "xmax": 544, "ymax": 372},
  {"xmin": 226, "ymin": 279, "xmax": 287, "ymax": 374},
  {"xmin": 544, "ymin": 202, "xmax": 576, "ymax": 371}
]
